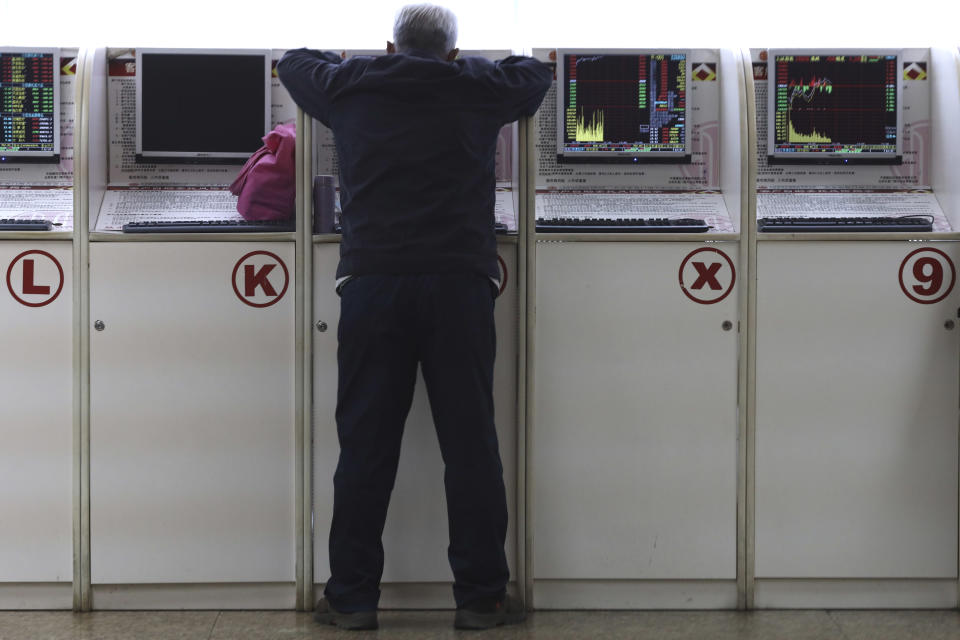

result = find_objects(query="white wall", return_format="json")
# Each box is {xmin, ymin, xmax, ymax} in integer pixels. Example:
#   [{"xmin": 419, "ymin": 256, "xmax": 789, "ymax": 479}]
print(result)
[
  {"xmin": 4, "ymin": 0, "xmax": 954, "ymax": 49},
  {"xmin": 2, "ymin": 0, "xmax": 517, "ymax": 49}
]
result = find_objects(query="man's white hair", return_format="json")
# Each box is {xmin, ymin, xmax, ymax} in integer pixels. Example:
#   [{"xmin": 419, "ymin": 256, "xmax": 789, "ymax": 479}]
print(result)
[{"xmin": 393, "ymin": 4, "xmax": 458, "ymax": 57}]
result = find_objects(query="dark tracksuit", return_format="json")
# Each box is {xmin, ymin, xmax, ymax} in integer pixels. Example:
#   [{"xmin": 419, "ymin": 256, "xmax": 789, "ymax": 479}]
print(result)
[{"xmin": 277, "ymin": 47, "xmax": 551, "ymax": 611}]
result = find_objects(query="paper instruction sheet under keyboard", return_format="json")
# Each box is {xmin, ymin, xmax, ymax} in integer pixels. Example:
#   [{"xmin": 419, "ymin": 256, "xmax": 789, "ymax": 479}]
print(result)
[
  {"xmin": 98, "ymin": 189, "xmax": 517, "ymax": 233},
  {"xmin": 0, "ymin": 188, "xmax": 74, "ymax": 231},
  {"xmin": 495, "ymin": 190, "xmax": 517, "ymax": 231},
  {"xmin": 757, "ymin": 192, "xmax": 951, "ymax": 232},
  {"xmin": 536, "ymin": 192, "xmax": 735, "ymax": 233},
  {"xmin": 96, "ymin": 189, "xmax": 243, "ymax": 231}
]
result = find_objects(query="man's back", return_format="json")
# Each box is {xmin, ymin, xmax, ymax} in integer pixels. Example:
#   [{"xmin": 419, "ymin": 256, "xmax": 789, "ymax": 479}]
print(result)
[
  {"xmin": 277, "ymin": 49, "xmax": 551, "ymax": 279},
  {"xmin": 278, "ymin": 10, "xmax": 550, "ymax": 628}
]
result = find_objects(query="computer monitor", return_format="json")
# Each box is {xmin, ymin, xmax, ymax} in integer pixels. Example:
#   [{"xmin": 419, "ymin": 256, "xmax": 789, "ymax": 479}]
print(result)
[
  {"xmin": 136, "ymin": 48, "xmax": 271, "ymax": 164},
  {"xmin": 767, "ymin": 50, "xmax": 902, "ymax": 164},
  {"xmin": 556, "ymin": 49, "xmax": 691, "ymax": 164},
  {"xmin": 0, "ymin": 48, "xmax": 60, "ymax": 162}
]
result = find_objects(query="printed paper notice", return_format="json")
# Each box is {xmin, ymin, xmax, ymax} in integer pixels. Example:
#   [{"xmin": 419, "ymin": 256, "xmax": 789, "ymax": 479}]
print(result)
[
  {"xmin": 0, "ymin": 187, "xmax": 73, "ymax": 230},
  {"xmin": 96, "ymin": 188, "xmax": 242, "ymax": 231}
]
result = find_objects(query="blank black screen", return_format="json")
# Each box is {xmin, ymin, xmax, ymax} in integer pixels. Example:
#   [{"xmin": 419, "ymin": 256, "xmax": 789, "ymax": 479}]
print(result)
[{"xmin": 140, "ymin": 53, "xmax": 267, "ymax": 156}]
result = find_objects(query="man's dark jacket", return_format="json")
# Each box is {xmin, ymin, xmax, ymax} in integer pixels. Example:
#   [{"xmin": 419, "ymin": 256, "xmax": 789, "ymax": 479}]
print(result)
[{"xmin": 277, "ymin": 48, "xmax": 551, "ymax": 280}]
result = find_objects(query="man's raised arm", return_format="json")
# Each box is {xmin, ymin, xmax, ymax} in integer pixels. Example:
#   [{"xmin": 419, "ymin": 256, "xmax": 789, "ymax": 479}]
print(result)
[
  {"xmin": 276, "ymin": 48, "xmax": 344, "ymax": 125},
  {"xmin": 492, "ymin": 55, "xmax": 553, "ymax": 123}
]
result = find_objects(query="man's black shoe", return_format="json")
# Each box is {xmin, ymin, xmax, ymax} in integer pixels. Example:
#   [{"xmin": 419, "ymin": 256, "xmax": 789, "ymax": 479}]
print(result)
[
  {"xmin": 454, "ymin": 593, "xmax": 526, "ymax": 630},
  {"xmin": 312, "ymin": 597, "xmax": 378, "ymax": 630}
]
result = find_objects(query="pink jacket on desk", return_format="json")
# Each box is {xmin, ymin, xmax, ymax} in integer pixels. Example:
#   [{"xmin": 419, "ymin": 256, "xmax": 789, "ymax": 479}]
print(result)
[{"xmin": 229, "ymin": 122, "xmax": 296, "ymax": 221}]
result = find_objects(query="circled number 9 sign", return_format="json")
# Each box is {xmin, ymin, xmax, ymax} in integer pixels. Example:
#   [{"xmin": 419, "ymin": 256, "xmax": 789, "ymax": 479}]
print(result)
[{"xmin": 899, "ymin": 248, "xmax": 955, "ymax": 305}]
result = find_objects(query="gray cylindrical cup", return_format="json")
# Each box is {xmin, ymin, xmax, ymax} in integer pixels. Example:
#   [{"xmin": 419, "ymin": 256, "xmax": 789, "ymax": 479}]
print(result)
[{"xmin": 313, "ymin": 175, "xmax": 336, "ymax": 234}]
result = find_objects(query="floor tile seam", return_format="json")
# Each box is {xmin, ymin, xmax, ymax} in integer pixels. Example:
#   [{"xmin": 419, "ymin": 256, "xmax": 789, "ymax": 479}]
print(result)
[
  {"xmin": 824, "ymin": 609, "xmax": 852, "ymax": 640},
  {"xmin": 206, "ymin": 610, "xmax": 222, "ymax": 640}
]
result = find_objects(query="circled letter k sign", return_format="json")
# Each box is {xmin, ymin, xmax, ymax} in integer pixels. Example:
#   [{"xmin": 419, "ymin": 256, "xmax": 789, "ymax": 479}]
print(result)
[
  {"xmin": 6, "ymin": 250, "xmax": 64, "ymax": 307},
  {"xmin": 232, "ymin": 251, "xmax": 289, "ymax": 308}
]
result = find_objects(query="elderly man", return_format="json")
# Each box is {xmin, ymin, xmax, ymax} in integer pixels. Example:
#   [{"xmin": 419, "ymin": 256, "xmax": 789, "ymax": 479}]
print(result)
[{"xmin": 278, "ymin": 3, "xmax": 551, "ymax": 631}]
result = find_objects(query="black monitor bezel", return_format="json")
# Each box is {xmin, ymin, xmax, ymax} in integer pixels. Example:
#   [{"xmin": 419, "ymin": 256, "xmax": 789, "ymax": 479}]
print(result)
[
  {"xmin": 766, "ymin": 48, "xmax": 903, "ymax": 166},
  {"xmin": 135, "ymin": 47, "xmax": 271, "ymax": 165},
  {"xmin": 0, "ymin": 47, "xmax": 61, "ymax": 163},
  {"xmin": 555, "ymin": 48, "xmax": 692, "ymax": 165}
]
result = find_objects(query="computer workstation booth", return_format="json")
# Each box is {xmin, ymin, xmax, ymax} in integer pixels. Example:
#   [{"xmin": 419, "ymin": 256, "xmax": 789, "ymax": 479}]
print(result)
[
  {"xmin": 748, "ymin": 47, "xmax": 960, "ymax": 608},
  {"xmin": 78, "ymin": 47, "xmax": 300, "ymax": 608},
  {"xmin": 527, "ymin": 48, "xmax": 749, "ymax": 609},
  {"xmin": 0, "ymin": 46, "xmax": 78, "ymax": 609},
  {"xmin": 307, "ymin": 48, "xmax": 525, "ymax": 609}
]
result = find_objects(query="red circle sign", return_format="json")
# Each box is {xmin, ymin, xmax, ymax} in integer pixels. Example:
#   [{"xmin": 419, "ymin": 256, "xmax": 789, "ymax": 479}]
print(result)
[
  {"xmin": 678, "ymin": 247, "xmax": 736, "ymax": 305},
  {"xmin": 6, "ymin": 249, "xmax": 65, "ymax": 307},
  {"xmin": 231, "ymin": 251, "xmax": 290, "ymax": 308},
  {"xmin": 899, "ymin": 248, "xmax": 955, "ymax": 304},
  {"xmin": 497, "ymin": 254, "xmax": 508, "ymax": 295}
]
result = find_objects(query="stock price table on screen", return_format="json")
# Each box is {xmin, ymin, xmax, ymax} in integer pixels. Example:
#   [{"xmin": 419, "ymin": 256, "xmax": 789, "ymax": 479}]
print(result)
[
  {"xmin": 563, "ymin": 53, "xmax": 686, "ymax": 154},
  {"xmin": 1, "ymin": 52, "xmax": 56, "ymax": 153},
  {"xmin": 772, "ymin": 55, "xmax": 897, "ymax": 155}
]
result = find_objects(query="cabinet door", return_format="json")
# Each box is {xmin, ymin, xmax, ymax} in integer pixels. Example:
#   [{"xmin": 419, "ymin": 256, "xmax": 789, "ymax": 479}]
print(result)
[
  {"xmin": 90, "ymin": 242, "xmax": 295, "ymax": 583},
  {"xmin": 534, "ymin": 241, "xmax": 739, "ymax": 580},
  {"xmin": 313, "ymin": 244, "xmax": 518, "ymax": 585},
  {"xmin": 755, "ymin": 241, "xmax": 959, "ymax": 578},
  {"xmin": 0, "ymin": 242, "xmax": 73, "ymax": 583}
]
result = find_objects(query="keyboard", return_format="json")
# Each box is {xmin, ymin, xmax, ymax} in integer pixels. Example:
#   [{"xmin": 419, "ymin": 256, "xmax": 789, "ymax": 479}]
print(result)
[
  {"xmin": 758, "ymin": 216, "xmax": 933, "ymax": 233},
  {"xmin": 536, "ymin": 217, "xmax": 710, "ymax": 233},
  {"xmin": 325, "ymin": 222, "xmax": 508, "ymax": 235},
  {"xmin": 122, "ymin": 219, "xmax": 295, "ymax": 233},
  {"xmin": 0, "ymin": 218, "xmax": 53, "ymax": 231}
]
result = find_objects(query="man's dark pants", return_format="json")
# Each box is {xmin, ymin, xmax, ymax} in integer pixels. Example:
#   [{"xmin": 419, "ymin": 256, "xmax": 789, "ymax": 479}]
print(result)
[{"xmin": 324, "ymin": 272, "xmax": 510, "ymax": 612}]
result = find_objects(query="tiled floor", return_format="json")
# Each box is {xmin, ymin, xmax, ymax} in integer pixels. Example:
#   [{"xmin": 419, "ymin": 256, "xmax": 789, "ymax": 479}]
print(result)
[{"xmin": 2, "ymin": 610, "xmax": 959, "ymax": 640}]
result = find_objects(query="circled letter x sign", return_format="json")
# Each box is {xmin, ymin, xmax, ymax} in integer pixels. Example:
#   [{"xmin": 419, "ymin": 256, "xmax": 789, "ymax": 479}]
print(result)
[{"xmin": 678, "ymin": 248, "xmax": 735, "ymax": 305}]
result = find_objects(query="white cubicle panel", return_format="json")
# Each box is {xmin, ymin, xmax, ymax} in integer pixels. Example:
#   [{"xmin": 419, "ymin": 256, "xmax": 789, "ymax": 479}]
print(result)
[
  {"xmin": 748, "ymin": 46, "xmax": 960, "ymax": 608},
  {"xmin": 719, "ymin": 48, "xmax": 748, "ymax": 235},
  {"xmin": 754, "ymin": 241, "xmax": 959, "ymax": 608},
  {"xmin": 0, "ymin": 46, "xmax": 78, "ymax": 609},
  {"xmin": 101, "ymin": 48, "xmax": 295, "ymax": 190},
  {"xmin": 89, "ymin": 242, "xmax": 295, "ymax": 606},
  {"xmin": 751, "ymin": 48, "xmax": 932, "ymax": 192},
  {"xmin": 0, "ymin": 241, "xmax": 73, "ymax": 608},
  {"xmin": 930, "ymin": 47, "xmax": 960, "ymax": 229},
  {"xmin": 532, "ymin": 241, "xmax": 739, "ymax": 609},
  {"xmin": 527, "ymin": 47, "xmax": 743, "ymax": 609},
  {"xmin": 0, "ymin": 48, "xmax": 78, "ymax": 191},
  {"xmin": 312, "ymin": 241, "xmax": 519, "ymax": 609}
]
